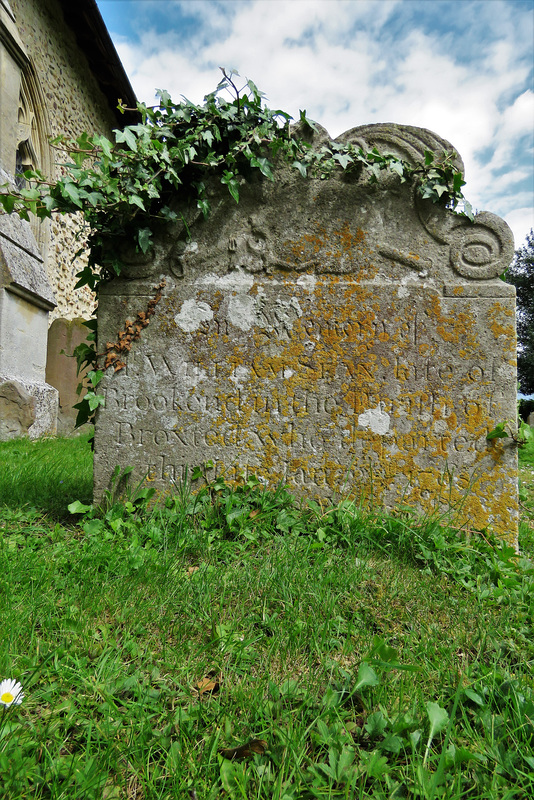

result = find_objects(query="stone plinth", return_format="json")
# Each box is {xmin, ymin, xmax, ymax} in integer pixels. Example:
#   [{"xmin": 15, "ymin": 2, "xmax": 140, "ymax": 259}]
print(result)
[
  {"xmin": 94, "ymin": 124, "xmax": 518, "ymax": 544},
  {"xmin": 0, "ymin": 214, "xmax": 58, "ymax": 438}
]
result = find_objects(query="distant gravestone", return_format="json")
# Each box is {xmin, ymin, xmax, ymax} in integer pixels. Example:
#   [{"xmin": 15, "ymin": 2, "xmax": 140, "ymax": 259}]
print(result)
[
  {"xmin": 94, "ymin": 124, "xmax": 518, "ymax": 544},
  {"xmin": 46, "ymin": 317, "xmax": 91, "ymax": 435}
]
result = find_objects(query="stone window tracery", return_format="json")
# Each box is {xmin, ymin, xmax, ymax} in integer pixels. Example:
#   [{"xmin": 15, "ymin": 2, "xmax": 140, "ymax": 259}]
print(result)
[{"xmin": 15, "ymin": 68, "xmax": 52, "ymax": 252}]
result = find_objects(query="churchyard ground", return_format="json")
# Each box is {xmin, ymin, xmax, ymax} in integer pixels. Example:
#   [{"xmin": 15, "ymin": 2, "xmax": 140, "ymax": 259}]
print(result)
[{"xmin": 0, "ymin": 434, "xmax": 533, "ymax": 799}]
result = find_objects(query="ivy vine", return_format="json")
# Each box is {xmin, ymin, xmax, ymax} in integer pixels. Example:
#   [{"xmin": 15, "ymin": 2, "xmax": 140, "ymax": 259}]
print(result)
[{"xmin": 0, "ymin": 69, "xmax": 473, "ymax": 430}]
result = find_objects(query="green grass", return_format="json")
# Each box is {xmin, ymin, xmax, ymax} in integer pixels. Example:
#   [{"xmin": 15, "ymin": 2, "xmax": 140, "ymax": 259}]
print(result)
[
  {"xmin": 518, "ymin": 434, "xmax": 534, "ymax": 546},
  {"xmin": 0, "ymin": 437, "xmax": 533, "ymax": 799},
  {"xmin": 0, "ymin": 433, "xmax": 93, "ymax": 519}
]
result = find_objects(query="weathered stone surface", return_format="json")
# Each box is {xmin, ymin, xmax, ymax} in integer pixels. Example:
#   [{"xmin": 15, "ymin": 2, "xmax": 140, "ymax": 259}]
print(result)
[
  {"xmin": 0, "ymin": 216, "xmax": 55, "ymax": 307},
  {"xmin": 0, "ymin": 379, "xmax": 35, "ymax": 439},
  {"xmin": 0, "ymin": 374, "xmax": 58, "ymax": 439},
  {"xmin": 94, "ymin": 124, "xmax": 518, "ymax": 544},
  {"xmin": 0, "ymin": 217, "xmax": 59, "ymax": 438}
]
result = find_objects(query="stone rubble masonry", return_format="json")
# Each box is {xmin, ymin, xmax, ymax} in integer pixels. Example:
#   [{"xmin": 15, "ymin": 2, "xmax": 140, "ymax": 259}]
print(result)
[
  {"xmin": 8, "ymin": 0, "xmax": 118, "ymax": 322},
  {"xmin": 94, "ymin": 123, "xmax": 519, "ymax": 546}
]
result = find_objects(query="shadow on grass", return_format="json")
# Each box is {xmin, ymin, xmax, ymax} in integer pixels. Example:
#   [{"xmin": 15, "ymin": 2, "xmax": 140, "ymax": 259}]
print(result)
[{"xmin": 0, "ymin": 432, "xmax": 93, "ymax": 520}]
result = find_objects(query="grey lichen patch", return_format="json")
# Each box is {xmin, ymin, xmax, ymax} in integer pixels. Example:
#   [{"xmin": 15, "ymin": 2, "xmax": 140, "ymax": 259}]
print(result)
[
  {"xmin": 227, "ymin": 295, "xmax": 257, "ymax": 331},
  {"xmin": 174, "ymin": 299, "xmax": 213, "ymax": 332},
  {"xmin": 358, "ymin": 403, "xmax": 391, "ymax": 435}
]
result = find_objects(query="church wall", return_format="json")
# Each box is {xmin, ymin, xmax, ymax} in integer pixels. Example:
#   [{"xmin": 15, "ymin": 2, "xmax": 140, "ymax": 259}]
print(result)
[{"xmin": 7, "ymin": 0, "xmax": 120, "ymax": 321}]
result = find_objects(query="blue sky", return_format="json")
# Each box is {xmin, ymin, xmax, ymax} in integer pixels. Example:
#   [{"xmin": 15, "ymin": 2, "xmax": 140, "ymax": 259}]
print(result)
[{"xmin": 95, "ymin": 0, "xmax": 534, "ymax": 247}]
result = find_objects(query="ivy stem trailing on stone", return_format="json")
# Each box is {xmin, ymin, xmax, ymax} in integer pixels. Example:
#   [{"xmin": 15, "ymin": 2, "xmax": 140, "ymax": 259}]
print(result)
[
  {"xmin": 0, "ymin": 69, "xmax": 473, "ymax": 429},
  {"xmin": 487, "ymin": 419, "xmax": 533, "ymax": 448}
]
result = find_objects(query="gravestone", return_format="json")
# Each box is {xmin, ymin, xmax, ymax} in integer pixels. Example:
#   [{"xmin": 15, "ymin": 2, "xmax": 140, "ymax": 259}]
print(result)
[
  {"xmin": 94, "ymin": 124, "xmax": 518, "ymax": 544},
  {"xmin": 46, "ymin": 317, "xmax": 91, "ymax": 435}
]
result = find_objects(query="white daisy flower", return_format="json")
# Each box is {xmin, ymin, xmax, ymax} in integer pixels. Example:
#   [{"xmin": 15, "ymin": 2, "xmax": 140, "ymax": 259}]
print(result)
[{"xmin": 0, "ymin": 679, "xmax": 24, "ymax": 707}]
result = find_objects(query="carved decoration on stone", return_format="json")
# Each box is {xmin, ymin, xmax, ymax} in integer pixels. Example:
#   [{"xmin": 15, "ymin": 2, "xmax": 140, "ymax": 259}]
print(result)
[
  {"xmin": 115, "ymin": 123, "xmax": 514, "ymax": 285},
  {"xmin": 448, "ymin": 212, "xmax": 515, "ymax": 280},
  {"xmin": 378, "ymin": 244, "xmax": 432, "ymax": 276},
  {"xmin": 228, "ymin": 217, "xmax": 273, "ymax": 273},
  {"xmin": 339, "ymin": 123, "xmax": 514, "ymax": 280},
  {"xmin": 336, "ymin": 123, "xmax": 464, "ymax": 173},
  {"xmin": 118, "ymin": 226, "xmax": 192, "ymax": 280}
]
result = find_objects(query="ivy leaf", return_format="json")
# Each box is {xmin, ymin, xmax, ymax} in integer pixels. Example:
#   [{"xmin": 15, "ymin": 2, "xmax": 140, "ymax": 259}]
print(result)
[
  {"xmin": 487, "ymin": 422, "xmax": 509, "ymax": 440},
  {"xmin": 138, "ymin": 227, "xmax": 152, "ymax": 254},
  {"xmin": 21, "ymin": 187, "xmax": 41, "ymax": 202},
  {"xmin": 299, "ymin": 109, "xmax": 319, "ymax": 132},
  {"xmin": 85, "ymin": 192, "xmax": 104, "ymax": 207},
  {"xmin": 156, "ymin": 88, "xmax": 172, "ymax": 106},
  {"xmin": 433, "ymin": 183, "xmax": 449, "ymax": 197},
  {"xmin": 453, "ymin": 171, "xmax": 466, "ymax": 192},
  {"xmin": 115, "ymin": 127, "xmax": 138, "ymax": 152},
  {"xmin": 0, "ymin": 194, "xmax": 16, "ymax": 214},
  {"xmin": 221, "ymin": 171, "xmax": 240, "ymax": 203},
  {"xmin": 129, "ymin": 194, "xmax": 146, "ymax": 211},
  {"xmin": 73, "ymin": 398, "xmax": 92, "ymax": 427},
  {"xmin": 61, "ymin": 181, "xmax": 82, "ymax": 208},
  {"xmin": 197, "ymin": 198, "xmax": 210, "ymax": 218},
  {"xmin": 246, "ymin": 78, "xmax": 265, "ymax": 102},
  {"xmin": 74, "ymin": 266, "xmax": 98, "ymax": 291},
  {"xmin": 201, "ymin": 129, "xmax": 214, "ymax": 146},
  {"xmin": 389, "ymin": 160, "xmax": 404, "ymax": 177},
  {"xmin": 87, "ymin": 369, "xmax": 104, "ymax": 388},
  {"xmin": 93, "ymin": 134, "xmax": 113, "ymax": 159},
  {"xmin": 519, "ymin": 420, "xmax": 533, "ymax": 442},
  {"xmin": 41, "ymin": 195, "xmax": 57, "ymax": 213},
  {"xmin": 334, "ymin": 153, "xmax": 353, "ymax": 169},
  {"xmin": 462, "ymin": 199, "xmax": 474, "ymax": 221},
  {"xmin": 250, "ymin": 156, "xmax": 274, "ymax": 180},
  {"xmin": 85, "ymin": 391, "xmax": 106, "ymax": 411}
]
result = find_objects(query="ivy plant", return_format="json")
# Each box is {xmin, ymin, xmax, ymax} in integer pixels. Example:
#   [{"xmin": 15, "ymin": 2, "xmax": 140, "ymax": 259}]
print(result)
[{"xmin": 0, "ymin": 69, "xmax": 473, "ymax": 430}]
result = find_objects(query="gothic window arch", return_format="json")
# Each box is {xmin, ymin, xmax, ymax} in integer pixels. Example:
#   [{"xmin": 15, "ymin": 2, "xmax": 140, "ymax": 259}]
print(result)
[{"xmin": 15, "ymin": 67, "xmax": 52, "ymax": 253}]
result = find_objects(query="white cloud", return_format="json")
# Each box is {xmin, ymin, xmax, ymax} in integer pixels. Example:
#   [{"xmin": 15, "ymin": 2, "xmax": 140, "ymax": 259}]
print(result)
[
  {"xmin": 104, "ymin": 0, "xmax": 533, "ymax": 244},
  {"xmin": 504, "ymin": 207, "xmax": 534, "ymax": 250}
]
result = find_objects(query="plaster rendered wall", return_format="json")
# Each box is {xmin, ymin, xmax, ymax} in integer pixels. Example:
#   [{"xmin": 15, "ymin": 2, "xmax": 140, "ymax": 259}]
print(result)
[{"xmin": 9, "ymin": 0, "xmax": 118, "ymax": 321}]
